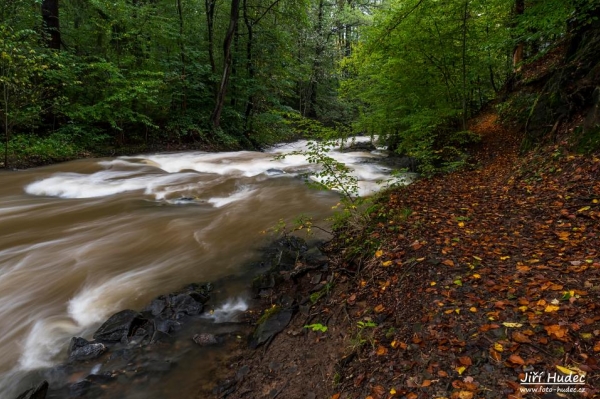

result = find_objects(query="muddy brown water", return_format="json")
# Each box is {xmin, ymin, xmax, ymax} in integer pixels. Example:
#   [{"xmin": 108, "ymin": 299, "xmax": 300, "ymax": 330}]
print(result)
[{"xmin": 0, "ymin": 140, "xmax": 401, "ymax": 397}]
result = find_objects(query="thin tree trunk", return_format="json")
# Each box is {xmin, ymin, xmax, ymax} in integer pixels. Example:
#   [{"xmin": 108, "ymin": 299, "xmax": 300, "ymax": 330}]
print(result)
[
  {"xmin": 461, "ymin": 0, "xmax": 469, "ymax": 131},
  {"xmin": 42, "ymin": 0, "xmax": 61, "ymax": 50},
  {"xmin": 4, "ymin": 84, "xmax": 9, "ymax": 169},
  {"xmin": 211, "ymin": 0, "xmax": 240, "ymax": 130},
  {"xmin": 243, "ymin": 0, "xmax": 254, "ymax": 132},
  {"xmin": 308, "ymin": 0, "xmax": 324, "ymax": 118},
  {"xmin": 176, "ymin": 0, "xmax": 186, "ymax": 113},
  {"xmin": 205, "ymin": 0, "xmax": 217, "ymax": 95},
  {"xmin": 512, "ymin": 0, "xmax": 524, "ymax": 70}
]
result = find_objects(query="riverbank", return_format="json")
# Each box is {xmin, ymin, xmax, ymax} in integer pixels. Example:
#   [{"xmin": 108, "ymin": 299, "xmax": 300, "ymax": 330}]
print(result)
[{"xmin": 214, "ymin": 110, "xmax": 600, "ymax": 398}]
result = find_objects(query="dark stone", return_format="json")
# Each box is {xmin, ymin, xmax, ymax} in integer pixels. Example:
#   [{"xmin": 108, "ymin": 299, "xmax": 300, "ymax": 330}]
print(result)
[
  {"xmin": 169, "ymin": 293, "xmax": 203, "ymax": 316},
  {"xmin": 93, "ymin": 310, "xmax": 146, "ymax": 343},
  {"xmin": 143, "ymin": 298, "xmax": 166, "ymax": 316},
  {"xmin": 265, "ymin": 168, "xmax": 285, "ymax": 175},
  {"xmin": 154, "ymin": 317, "xmax": 178, "ymax": 334},
  {"xmin": 69, "ymin": 380, "xmax": 91, "ymax": 397},
  {"xmin": 68, "ymin": 337, "xmax": 107, "ymax": 361},
  {"xmin": 250, "ymin": 308, "xmax": 294, "ymax": 348},
  {"xmin": 15, "ymin": 380, "xmax": 49, "ymax": 399},
  {"xmin": 192, "ymin": 333, "xmax": 218, "ymax": 346},
  {"xmin": 340, "ymin": 141, "xmax": 377, "ymax": 152}
]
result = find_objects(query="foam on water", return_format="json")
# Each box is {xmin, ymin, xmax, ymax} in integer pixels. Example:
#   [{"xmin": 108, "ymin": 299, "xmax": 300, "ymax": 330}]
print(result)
[{"xmin": 204, "ymin": 298, "xmax": 249, "ymax": 323}]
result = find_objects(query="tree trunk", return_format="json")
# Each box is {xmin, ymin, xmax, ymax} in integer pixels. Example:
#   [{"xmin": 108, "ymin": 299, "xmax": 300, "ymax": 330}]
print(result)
[
  {"xmin": 205, "ymin": 0, "xmax": 217, "ymax": 96},
  {"xmin": 307, "ymin": 0, "xmax": 324, "ymax": 118},
  {"xmin": 176, "ymin": 0, "xmax": 186, "ymax": 113},
  {"xmin": 512, "ymin": 0, "xmax": 524, "ymax": 70},
  {"xmin": 243, "ymin": 0, "xmax": 254, "ymax": 133},
  {"xmin": 461, "ymin": 0, "xmax": 469, "ymax": 131},
  {"xmin": 42, "ymin": 0, "xmax": 61, "ymax": 50},
  {"xmin": 211, "ymin": 0, "xmax": 240, "ymax": 130}
]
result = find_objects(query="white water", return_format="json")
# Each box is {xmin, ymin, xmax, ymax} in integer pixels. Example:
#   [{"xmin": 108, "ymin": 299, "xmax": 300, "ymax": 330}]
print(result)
[{"xmin": 0, "ymin": 138, "xmax": 409, "ymax": 397}]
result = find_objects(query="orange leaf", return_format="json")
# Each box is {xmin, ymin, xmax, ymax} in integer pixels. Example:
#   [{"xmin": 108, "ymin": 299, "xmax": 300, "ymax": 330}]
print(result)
[
  {"xmin": 508, "ymin": 354, "xmax": 525, "ymax": 365},
  {"xmin": 442, "ymin": 259, "xmax": 455, "ymax": 267},
  {"xmin": 438, "ymin": 370, "xmax": 449, "ymax": 377},
  {"xmin": 421, "ymin": 379, "xmax": 432, "ymax": 387},
  {"xmin": 374, "ymin": 304, "xmax": 385, "ymax": 313},
  {"xmin": 331, "ymin": 394, "xmax": 340, "ymax": 399},
  {"xmin": 512, "ymin": 332, "xmax": 531, "ymax": 343},
  {"xmin": 459, "ymin": 356, "xmax": 472, "ymax": 366},
  {"xmin": 489, "ymin": 349, "xmax": 502, "ymax": 362},
  {"xmin": 406, "ymin": 393, "xmax": 418, "ymax": 399},
  {"xmin": 376, "ymin": 345, "xmax": 388, "ymax": 356}
]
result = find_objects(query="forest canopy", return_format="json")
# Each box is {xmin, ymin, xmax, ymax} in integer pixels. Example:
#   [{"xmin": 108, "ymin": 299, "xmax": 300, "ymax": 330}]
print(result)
[{"xmin": 1, "ymin": 0, "xmax": 596, "ymax": 168}]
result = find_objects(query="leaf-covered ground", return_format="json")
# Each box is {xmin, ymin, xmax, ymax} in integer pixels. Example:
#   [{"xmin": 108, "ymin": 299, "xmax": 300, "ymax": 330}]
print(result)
[
  {"xmin": 215, "ymin": 111, "xmax": 599, "ymax": 399},
  {"xmin": 324, "ymin": 111, "xmax": 600, "ymax": 399}
]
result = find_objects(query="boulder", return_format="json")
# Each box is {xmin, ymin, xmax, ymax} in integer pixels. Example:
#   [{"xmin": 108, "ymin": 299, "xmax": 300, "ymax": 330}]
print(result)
[
  {"xmin": 68, "ymin": 337, "xmax": 107, "ymax": 361},
  {"xmin": 250, "ymin": 308, "xmax": 294, "ymax": 348},
  {"xmin": 93, "ymin": 310, "xmax": 147, "ymax": 343},
  {"xmin": 14, "ymin": 381, "xmax": 48, "ymax": 399},
  {"xmin": 192, "ymin": 333, "xmax": 218, "ymax": 346}
]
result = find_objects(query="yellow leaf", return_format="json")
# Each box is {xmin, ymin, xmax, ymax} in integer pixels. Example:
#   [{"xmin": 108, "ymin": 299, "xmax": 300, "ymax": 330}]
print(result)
[
  {"xmin": 556, "ymin": 365, "xmax": 576, "ymax": 375},
  {"xmin": 458, "ymin": 222, "xmax": 465, "ymax": 228},
  {"xmin": 502, "ymin": 322, "xmax": 523, "ymax": 328},
  {"xmin": 390, "ymin": 388, "xmax": 397, "ymax": 395},
  {"xmin": 382, "ymin": 260, "xmax": 393, "ymax": 267},
  {"xmin": 581, "ymin": 333, "xmax": 593, "ymax": 340},
  {"xmin": 455, "ymin": 308, "xmax": 460, "ymax": 314},
  {"xmin": 500, "ymin": 256, "xmax": 510, "ymax": 260},
  {"xmin": 544, "ymin": 304, "xmax": 560, "ymax": 313},
  {"xmin": 430, "ymin": 281, "xmax": 437, "ymax": 286},
  {"xmin": 473, "ymin": 256, "xmax": 482, "ymax": 261},
  {"xmin": 577, "ymin": 206, "xmax": 591, "ymax": 212},
  {"xmin": 391, "ymin": 340, "xmax": 399, "ymax": 348},
  {"xmin": 472, "ymin": 273, "xmax": 481, "ymax": 279},
  {"xmin": 375, "ymin": 250, "xmax": 383, "ymax": 258},
  {"xmin": 469, "ymin": 307, "xmax": 477, "ymax": 312},
  {"xmin": 494, "ymin": 342, "xmax": 504, "ymax": 352},
  {"xmin": 456, "ymin": 366, "xmax": 466, "ymax": 375},
  {"xmin": 518, "ymin": 306, "xmax": 528, "ymax": 312}
]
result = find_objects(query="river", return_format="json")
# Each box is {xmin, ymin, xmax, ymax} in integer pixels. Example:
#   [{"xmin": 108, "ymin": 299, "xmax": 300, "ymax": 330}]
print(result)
[{"xmin": 0, "ymin": 138, "xmax": 401, "ymax": 398}]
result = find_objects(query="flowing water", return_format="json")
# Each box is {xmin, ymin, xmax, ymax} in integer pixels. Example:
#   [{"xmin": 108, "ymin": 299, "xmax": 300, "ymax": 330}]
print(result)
[{"xmin": 0, "ymin": 139, "xmax": 402, "ymax": 397}]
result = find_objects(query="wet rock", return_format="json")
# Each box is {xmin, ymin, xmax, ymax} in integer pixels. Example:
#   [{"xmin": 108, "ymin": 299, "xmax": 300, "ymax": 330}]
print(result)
[
  {"xmin": 93, "ymin": 310, "xmax": 146, "ymax": 343},
  {"xmin": 192, "ymin": 333, "xmax": 218, "ymax": 346},
  {"xmin": 68, "ymin": 337, "xmax": 107, "ymax": 361},
  {"xmin": 340, "ymin": 141, "xmax": 377, "ymax": 152},
  {"xmin": 144, "ymin": 298, "xmax": 166, "ymax": 316},
  {"xmin": 250, "ymin": 308, "xmax": 294, "ymax": 348},
  {"xmin": 15, "ymin": 380, "xmax": 49, "ymax": 399},
  {"xmin": 69, "ymin": 380, "xmax": 91, "ymax": 397},
  {"xmin": 170, "ymin": 293, "xmax": 203, "ymax": 317}
]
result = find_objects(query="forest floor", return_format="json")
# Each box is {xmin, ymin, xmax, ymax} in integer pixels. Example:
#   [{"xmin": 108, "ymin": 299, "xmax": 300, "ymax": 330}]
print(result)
[{"xmin": 213, "ymin": 109, "xmax": 600, "ymax": 399}]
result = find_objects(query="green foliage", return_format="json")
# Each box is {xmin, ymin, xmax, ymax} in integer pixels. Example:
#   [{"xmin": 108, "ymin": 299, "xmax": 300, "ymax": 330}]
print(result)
[
  {"xmin": 1, "ymin": 133, "xmax": 83, "ymax": 164},
  {"xmin": 304, "ymin": 323, "xmax": 328, "ymax": 332},
  {"xmin": 573, "ymin": 125, "xmax": 600, "ymax": 154},
  {"xmin": 496, "ymin": 93, "xmax": 538, "ymax": 129}
]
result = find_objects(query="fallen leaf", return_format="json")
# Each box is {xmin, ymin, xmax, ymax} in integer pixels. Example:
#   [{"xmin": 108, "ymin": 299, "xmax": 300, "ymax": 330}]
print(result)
[
  {"xmin": 382, "ymin": 260, "xmax": 393, "ymax": 267},
  {"xmin": 459, "ymin": 356, "xmax": 472, "ymax": 366},
  {"xmin": 375, "ymin": 250, "xmax": 383, "ymax": 258},
  {"xmin": 456, "ymin": 366, "xmax": 466, "ymax": 375},
  {"xmin": 502, "ymin": 322, "xmax": 523, "ymax": 328},
  {"xmin": 494, "ymin": 343, "xmax": 504, "ymax": 352},
  {"xmin": 508, "ymin": 354, "xmax": 525, "ymax": 365},
  {"xmin": 443, "ymin": 259, "xmax": 455, "ymax": 267},
  {"xmin": 544, "ymin": 304, "xmax": 560, "ymax": 312},
  {"xmin": 512, "ymin": 332, "xmax": 531, "ymax": 343},
  {"xmin": 374, "ymin": 304, "xmax": 385, "ymax": 313},
  {"xmin": 331, "ymin": 394, "xmax": 340, "ymax": 399},
  {"xmin": 469, "ymin": 307, "xmax": 477, "ymax": 312},
  {"xmin": 422, "ymin": 380, "xmax": 432, "ymax": 387},
  {"xmin": 376, "ymin": 345, "xmax": 388, "ymax": 356}
]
